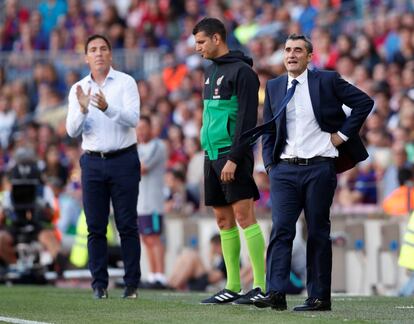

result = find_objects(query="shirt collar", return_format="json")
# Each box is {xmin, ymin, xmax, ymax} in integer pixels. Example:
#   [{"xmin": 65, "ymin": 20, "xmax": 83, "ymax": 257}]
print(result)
[
  {"xmin": 87, "ymin": 66, "xmax": 116, "ymax": 84},
  {"xmin": 288, "ymin": 68, "xmax": 308, "ymax": 86}
]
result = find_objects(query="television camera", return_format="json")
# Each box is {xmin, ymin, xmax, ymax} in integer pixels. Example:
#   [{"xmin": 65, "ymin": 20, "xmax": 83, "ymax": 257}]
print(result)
[{"xmin": 1, "ymin": 149, "xmax": 53, "ymax": 283}]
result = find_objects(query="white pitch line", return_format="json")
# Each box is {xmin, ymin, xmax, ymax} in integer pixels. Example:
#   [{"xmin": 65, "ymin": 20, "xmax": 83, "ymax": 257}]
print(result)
[{"xmin": 0, "ymin": 316, "xmax": 52, "ymax": 324}]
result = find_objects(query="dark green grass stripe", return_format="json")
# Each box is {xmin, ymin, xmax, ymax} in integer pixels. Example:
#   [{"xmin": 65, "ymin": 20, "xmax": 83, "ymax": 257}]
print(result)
[{"xmin": 0, "ymin": 286, "xmax": 414, "ymax": 324}]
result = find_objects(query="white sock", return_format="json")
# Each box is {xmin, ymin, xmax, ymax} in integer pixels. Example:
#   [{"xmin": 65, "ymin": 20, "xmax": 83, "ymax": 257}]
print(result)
[
  {"xmin": 154, "ymin": 273, "xmax": 167, "ymax": 284},
  {"xmin": 147, "ymin": 272, "xmax": 155, "ymax": 283}
]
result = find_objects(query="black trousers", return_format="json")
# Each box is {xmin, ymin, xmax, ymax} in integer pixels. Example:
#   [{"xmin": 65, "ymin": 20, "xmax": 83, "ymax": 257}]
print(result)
[
  {"xmin": 266, "ymin": 160, "xmax": 337, "ymax": 299},
  {"xmin": 80, "ymin": 148, "xmax": 141, "ymax": 289}
]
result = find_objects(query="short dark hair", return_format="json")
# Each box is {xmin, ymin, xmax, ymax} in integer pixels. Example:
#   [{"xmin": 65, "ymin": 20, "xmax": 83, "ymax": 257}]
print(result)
[
  {"xmin": 84, "ymin": 34, "xmax": 112, "ymax": 54},
  {"xmin": 286, "ymin": 34, "xmax": 313, "ymax": 54},
  {"xmin": 192, "ymin": 17, "xmax": 227, "ymax": 42},
  {"xmin": 398, "ymin": 167, "xmax": 413, "ymax": 186},
  {"xmin": 171, "ymin": 169, "xmax": 186, "ymax": 183}
]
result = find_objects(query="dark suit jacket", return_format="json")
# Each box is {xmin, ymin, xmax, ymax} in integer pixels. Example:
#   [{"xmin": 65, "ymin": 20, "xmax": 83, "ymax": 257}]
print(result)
[{"xmin": 262, "ymin": 69, "xmax": 374, "ymax": 173}]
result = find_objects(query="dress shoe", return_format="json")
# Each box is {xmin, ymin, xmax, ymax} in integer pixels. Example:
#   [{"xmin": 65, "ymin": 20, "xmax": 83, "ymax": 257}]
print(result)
[
  {"xmin": 253, "ymin": 291, "xmax": 287, "ymax": 310},
  {"xmin": 122, "ymin": 286, "xmax": 138, "ymax": 299},
  {"xmin": 293, "ymin": 297, "xmax": 331, "ymax": 311},
  {"xmin": 93, "ymin": 287, "xmax": 108, "ymax": 299}
]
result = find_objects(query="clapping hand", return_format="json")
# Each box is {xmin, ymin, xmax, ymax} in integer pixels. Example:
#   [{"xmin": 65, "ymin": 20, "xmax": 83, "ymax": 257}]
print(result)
[
  {"xmin": 91, "ymin": 89, "xmax": 108, "ymax": 111},
  {"xmin": 76, "ymin": 85, "xmax": 91, "ymax": 114}
]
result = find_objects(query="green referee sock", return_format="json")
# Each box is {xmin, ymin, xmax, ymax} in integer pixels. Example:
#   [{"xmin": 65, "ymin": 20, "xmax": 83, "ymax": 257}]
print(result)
[
  {"xmin": 220, "ymin": 226, "xmax": 241, "ymax": 293},
  {"xmin": 243, "ymin": 223, "xmax": 266, "ymax": 292}
]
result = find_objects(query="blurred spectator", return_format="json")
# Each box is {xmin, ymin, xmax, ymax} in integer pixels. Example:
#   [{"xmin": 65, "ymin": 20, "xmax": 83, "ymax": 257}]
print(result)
[
  {"xmin": 38, "ymin": 0, "xmax": 67, "ymax": 38},
  {"xmin": 382, "ymin": 141, "xmax": 413, "ymax": 198},
  {"xmin": 234, "ymin": 5, "xmax": 258, "ymax": 45},
  {"xmin": 162, "ymin": 52, "xmax": 188, "ymax": 93},
  {"xmin": 167, "ymin": 233, "xmax": 229, "ymax": 291},
  {"xmin": 10, "ymin": 94, "xmax": 31, "ymax": 134},
  {"xmin": 60, "ymin": 0, "xmax": 86, "ymax": 35},
  {"xmin": 34, "ymin": 83, "xmax": 64, "ymax": 123},
  {"xmin": 164, "ymin": 168, "xmax": 199, "ymax": 215},
  {"xmin": 337, "ymin": 161, "xmax": 378, "ymax": 207},
  {"xmin": 382, "ymin": 167, "xmax": 414, "ymax": 216},
  {"xmin": 54, "ymin": 176, "xmax": 82, "ymax": 254},
  {"xmin": 2, "ymin": 0, "xmax": 30, "ymax": 51},
  {"xmin": 336, "ymin": 34, "xmax": 353, "ymax": 57},
  {"xmin": 137, "ymin": 0, "xmax": 167, "ymax": 37},
  {"xmin": 136, "ymin": 116, "xmax": 168, "ymax": 288},
  {"xmin": 392, "ymin": 27, "xmax": 413, "ymax": 66},
  {"xmin": 336, "ymin": 55, "xmax": 356, "ymax": 83},
  {"xmin": 102, "ymin": 4, "xmax": 126, "ymax": 49},
  {"xmin": 352, "ymin": 33, "xmax": 381, "ymax": 73},
  {"xmin": 166, "ymin": 124, "xmax": 188, "ymax": 170},
  {"xmin": 311, "ymin": 28, "xmax": 338, "ymax": 69},
  {"xmin": 41, "ymin": 144, "xmax": 69, "ymax": 186},
  {"xmin": 173, "ymin": 100, "xmax": 198, "ymax": 138},
  {"xmin": 398, "ymin": 94, "xmax": 414, "ymax": 161},
  {"xmin": 0, "ymin": 67, "xmax": 5, "ymax": 88},
  {"xmin": 37, "ymin": 123, "xmax": 58, "ymax": 160},
  {"xmin": 298, "ymin": 0, "xmax": 318, "ymax": 37},
  {"xmin": 184, "ymin": 136, "xmax": 204, "ymax": 204},
  {"xmin": 0, "ymin": 94, "xmax": 16, "ymax": 149}
]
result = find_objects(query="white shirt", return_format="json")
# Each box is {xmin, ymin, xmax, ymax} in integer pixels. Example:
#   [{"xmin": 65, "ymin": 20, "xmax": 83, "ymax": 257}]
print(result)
[
  {"xmin": 281, "ymin": 69, "xmax": 338, "ymax": 159},
  {"xmin": 66, "ymin": 67, "xmax": 140, "ymax": 152},
  {"xmin": 137, "ymin": 138, "xmax": 167, "ymax": 215}
]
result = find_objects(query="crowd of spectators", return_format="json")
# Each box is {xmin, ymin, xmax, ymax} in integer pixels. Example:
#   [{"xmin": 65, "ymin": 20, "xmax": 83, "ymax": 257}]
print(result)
[{"xmin": 1, "ymin": 0, "xmax": 414, "ymax": 249}]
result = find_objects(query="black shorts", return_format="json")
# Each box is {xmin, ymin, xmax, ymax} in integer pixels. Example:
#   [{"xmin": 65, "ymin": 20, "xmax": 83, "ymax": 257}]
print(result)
[
  {"xmin": 137, "ymin": 213, "xmax": 163, "ymax": 235},
  {"xmin": 204, "ymin": 153, "xmax": 260, "ymax": 206}
]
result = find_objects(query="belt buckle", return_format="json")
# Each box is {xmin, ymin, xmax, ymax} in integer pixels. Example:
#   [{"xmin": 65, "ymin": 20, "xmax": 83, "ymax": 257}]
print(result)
[
  {"xmin": 298, "ymin": 158, "xmax": 309, "ymax": 166},
  {"xmin": 288, "ymin": 157, "xmax": 298, "ymax": 164}
]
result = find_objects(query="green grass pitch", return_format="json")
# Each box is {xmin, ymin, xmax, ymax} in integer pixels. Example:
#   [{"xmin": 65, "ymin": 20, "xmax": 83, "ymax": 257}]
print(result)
[{"xmin": 0, "ymin": 286, "xmax": 413, "ymax": 323}]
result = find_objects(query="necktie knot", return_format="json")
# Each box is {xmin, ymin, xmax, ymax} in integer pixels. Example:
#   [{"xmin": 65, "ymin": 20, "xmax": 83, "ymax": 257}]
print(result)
[{"xmin": 291, "ymin": 79, "xmax": 299, "ymax": 86}]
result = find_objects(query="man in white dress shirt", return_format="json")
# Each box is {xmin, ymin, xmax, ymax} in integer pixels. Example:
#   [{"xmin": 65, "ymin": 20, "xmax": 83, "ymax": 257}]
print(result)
[
  {"xmin": 254, "ymin": 34, "xmax": 373, "ymax": 311},
  {"xmin": 66, "ymin": 34, "xmax": 141, "ymax": 299}
]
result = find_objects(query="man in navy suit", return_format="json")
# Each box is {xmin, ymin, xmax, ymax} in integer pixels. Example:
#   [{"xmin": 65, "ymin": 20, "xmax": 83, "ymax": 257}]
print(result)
[{"xmin": 254, "ymin": 34, "xmax": 373, "ymax": 311}]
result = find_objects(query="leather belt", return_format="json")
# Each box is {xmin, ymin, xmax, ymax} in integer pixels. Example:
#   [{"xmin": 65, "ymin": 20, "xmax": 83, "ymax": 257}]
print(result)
[
  {"xmin": 85, "ymin": 144, "xmax": 136, "ymax": 159},
  {"xmin": 280, "ymin": 156, "xmax": 333, "ymax": 166}
]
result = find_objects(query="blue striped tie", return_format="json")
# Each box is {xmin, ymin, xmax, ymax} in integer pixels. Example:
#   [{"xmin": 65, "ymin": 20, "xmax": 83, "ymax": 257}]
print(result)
[{"xmin": 242, "ymin": 79, "xmax": 299, "ymax": 143}]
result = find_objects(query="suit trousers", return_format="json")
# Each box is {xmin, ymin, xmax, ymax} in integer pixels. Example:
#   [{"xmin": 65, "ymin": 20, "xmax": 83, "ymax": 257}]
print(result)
[
  {"xmin": 80, "ymin": 148, "xmax": 141, "ymax": 289},
  {"xmin": 266, "ymin": 159, "xmax": 337, "ymax": 299}
]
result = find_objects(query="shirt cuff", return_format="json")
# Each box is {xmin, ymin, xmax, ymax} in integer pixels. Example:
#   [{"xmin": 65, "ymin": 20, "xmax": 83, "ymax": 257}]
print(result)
[
  {"xmin": 337, "ymin": 131, "xmax": 349, "ymax": 142},
  {"xmin": 104, "ymin": 104, "xmax": 116, "ymax": 118},
  {"xmin": 265, "ymin": 165, "xmax": 272, "ymax": 174}
]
